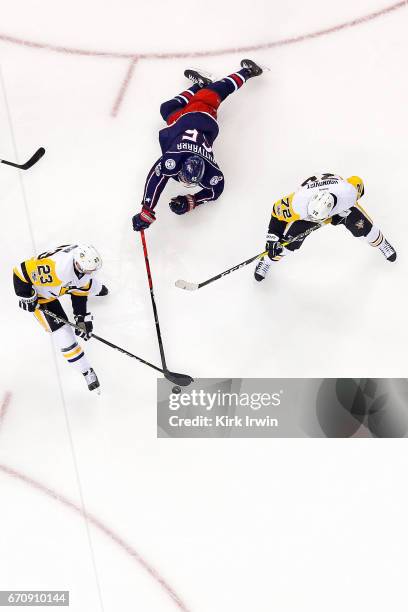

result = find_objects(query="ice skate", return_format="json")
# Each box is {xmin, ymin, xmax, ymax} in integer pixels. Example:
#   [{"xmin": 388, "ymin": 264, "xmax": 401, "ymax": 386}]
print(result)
[
  {"xmin": 184, "ymin": 68, "xmax": 213, "ymax": 88},
  {"xmin": 378, "ymin": 238, "xmax": 396, "ymax": 262},
  {"xmin": 83, "ymin": 368, "xmax": 100, "ymax": 393},
  {"xmin": 254, "ymin": 257, "xmax": 272, "ymax": 282},
  {"xmin": 240, "ymin": 59, "xmax": 263, "ymax": 78}
]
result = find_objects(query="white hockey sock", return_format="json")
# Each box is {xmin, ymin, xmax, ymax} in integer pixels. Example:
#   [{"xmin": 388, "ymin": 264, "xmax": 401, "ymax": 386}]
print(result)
[
  {"xmin": 52, "ymin": 324, "xmax": 91, "ymax": 373},
  {"xmin": 360, "ymin": 225, "xmax": 384, "ymax": 247}
]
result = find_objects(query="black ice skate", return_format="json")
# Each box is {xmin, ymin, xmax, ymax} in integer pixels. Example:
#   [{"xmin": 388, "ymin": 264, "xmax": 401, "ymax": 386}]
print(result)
[
  {"xmin": 254, "ymin": 257, "xmax": 272, "ymax": 282},
  {"xmin": 83, "ymin": 368, "xmax": 100, "ymax": 393},
  {"xmin": 184, "ymin": 68, "xmax": 213, "ymax": 88},
  {"xmin": 379, "ymin": 238, "xmax": 397, "ymax": 262},
  {"xmin": 240, "ymin": 59, "xmax": 263, "ymax": 78}
]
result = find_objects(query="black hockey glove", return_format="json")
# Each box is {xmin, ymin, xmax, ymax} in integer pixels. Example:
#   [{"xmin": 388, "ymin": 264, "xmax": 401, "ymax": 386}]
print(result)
[
  {"xmin": 132, "ymin": 206, "xmax": 156, "ymax": 231},
  {"xmin": 330, "ymin": 214, "xmax": 346, "ymax": 226},
  {"xmin": 169, "ymin": 194, "xmax": 197, "ymax": 215},
  {"xmin": 18, "ymin": 289, "xmax": 38, "ymax": 312},
  {"xmin": 96, "ymin": 285, "xmax": 109, "ymax": 296},
  {"xmin": 74, "ymin": 313, "xmax": 93, "ymax": 341},
  {"xmin": 266, "ymin": 233, "xmax": 284, "ymax": 259}
]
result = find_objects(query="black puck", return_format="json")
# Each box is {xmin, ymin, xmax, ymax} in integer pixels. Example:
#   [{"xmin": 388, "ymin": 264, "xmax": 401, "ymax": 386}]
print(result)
[{"xmin": 172, "ymin": 386, "xmax": 181, "ymax": 394}]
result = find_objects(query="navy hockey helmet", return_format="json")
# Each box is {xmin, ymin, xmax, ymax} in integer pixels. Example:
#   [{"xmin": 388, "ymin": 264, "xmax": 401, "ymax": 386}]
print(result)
[{"xmin": 178, "ymin": 155, "xmax": 205, "ymax": 187}]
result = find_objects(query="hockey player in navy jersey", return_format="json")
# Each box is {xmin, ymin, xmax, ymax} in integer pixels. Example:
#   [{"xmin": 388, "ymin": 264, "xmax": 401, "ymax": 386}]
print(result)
[{"xmin": 132, "ymin": 59, "xmax": 263, "ymax": 231}]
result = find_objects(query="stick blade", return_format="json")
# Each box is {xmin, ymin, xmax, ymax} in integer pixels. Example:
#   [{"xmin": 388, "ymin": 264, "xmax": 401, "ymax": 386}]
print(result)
[
  {"xmin": 175, "ymin": 279, "xmax": 199, "ymax": 291},
  {"xmin": 165, "ymin": 371, "xmax": 194, "ymax": 387},
  {"xmin": 23, "ymin": 147, "xmax": 45, "ymax": 169}
]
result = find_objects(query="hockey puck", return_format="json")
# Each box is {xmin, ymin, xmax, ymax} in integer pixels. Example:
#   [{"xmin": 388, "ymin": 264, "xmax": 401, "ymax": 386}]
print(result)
[{"xmin": 172, "ymin": 386, "xmax": 181, "ymax": 394}]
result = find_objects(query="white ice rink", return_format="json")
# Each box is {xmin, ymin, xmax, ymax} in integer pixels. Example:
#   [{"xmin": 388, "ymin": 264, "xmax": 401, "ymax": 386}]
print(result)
[{"xmin": 1, "ymin": 1, "xmax": 408, "ymax": 610}]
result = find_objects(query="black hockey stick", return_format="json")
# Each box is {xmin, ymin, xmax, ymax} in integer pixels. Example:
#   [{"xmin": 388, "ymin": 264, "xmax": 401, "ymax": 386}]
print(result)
[
  {"xmin": 1, "ymin": 147, "xmax": 45, "ymax": 170},
  {"xmin": 175, "ymin": 224, "xmax": 324, "ymax": 291},
  {"xmin": 42, "ymin": 309, "xmax": 166, "ymax": 377},
  {"xmin": 140, "ymin": 230, "xmax": 193, "ymax": 387}
]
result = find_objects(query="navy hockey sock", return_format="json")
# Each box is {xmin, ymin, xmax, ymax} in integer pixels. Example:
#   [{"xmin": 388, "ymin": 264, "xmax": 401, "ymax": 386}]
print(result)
[
  {"xmin": 207, "ymin": 68, "xmax": 249, "ymax": 101},
  {"xmin": 160, "ymin": 84, "xmax": 202, "ymax": 121}
]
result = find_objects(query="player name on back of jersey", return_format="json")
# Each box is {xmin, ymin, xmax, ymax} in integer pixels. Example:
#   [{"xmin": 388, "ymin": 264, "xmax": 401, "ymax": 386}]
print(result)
[
  {"xmin": 302, "ymin": 174, "xmax": 341, "ymax": 189},
  {"xmin": 305, "ymin": 179, "xmax": 340, "ymax": 188},
  {"xmin": 176, "ymin": 142, "xmax": 215, "ymax": 163}
]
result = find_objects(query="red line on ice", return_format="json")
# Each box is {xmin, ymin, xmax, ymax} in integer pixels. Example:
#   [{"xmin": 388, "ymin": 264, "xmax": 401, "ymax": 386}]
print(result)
[
  {"xmin": 0, "ymin": 1, "xmax": 404, "ymax": 60},
  {"xmin": 111, "ymin": 57, "xmax": 138, "ymax": 117},
  {"xmin": 0, "ymin": 392, "xmax": 12, "ymax": 433},
  {"xmin": 0, "ymin": 1, "xmax": 405, "ymax": 115},
  {"xmin": 0, "ymin": 463, "xmax": 191, "ymax": 612}
]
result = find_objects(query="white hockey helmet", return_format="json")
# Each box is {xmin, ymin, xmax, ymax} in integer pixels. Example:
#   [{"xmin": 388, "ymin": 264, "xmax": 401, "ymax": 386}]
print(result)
[
  {"xmin": 73, "ymin": 244, "xmax": 102, "ymax": 274},
  {"xmin": 307, "ymin": 191, "xmax": 337, "ymax": 222}
]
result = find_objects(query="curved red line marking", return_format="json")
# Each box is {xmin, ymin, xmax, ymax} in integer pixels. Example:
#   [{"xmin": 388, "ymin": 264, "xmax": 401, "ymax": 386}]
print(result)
[
  {"xmin": 111, "ymin": 57, "xmax": 138, "ymax": 117},
  {"xmin": 0, "ymin": 1, "xmax": 405, "ymax": 60},
  {"xmin": 0, "ymin": 392, "xmax": 12, "ymax": 432},
  {"xmin": 0, "ymin": 463, "xmax": 191, "ymax": 612}
]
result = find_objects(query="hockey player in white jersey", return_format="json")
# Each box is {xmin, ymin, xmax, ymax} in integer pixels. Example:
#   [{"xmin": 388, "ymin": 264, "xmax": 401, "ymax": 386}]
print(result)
[
  {"xmin": 255, "ymin": 174, "xmax": 397, "ymax": 281},
  {"xmin": 13, "ymin": 244, "xmax": 108, "ymax": 392}
]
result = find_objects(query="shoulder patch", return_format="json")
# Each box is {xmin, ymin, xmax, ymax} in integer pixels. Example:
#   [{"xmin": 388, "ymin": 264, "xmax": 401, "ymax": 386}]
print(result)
[
  {"xmin": 165, "ymin": 158, "xmax": 176, "ymax": 170},
  {"xmin": 210, "ymin": 175, "xmax": 223, "ymax": 186}
]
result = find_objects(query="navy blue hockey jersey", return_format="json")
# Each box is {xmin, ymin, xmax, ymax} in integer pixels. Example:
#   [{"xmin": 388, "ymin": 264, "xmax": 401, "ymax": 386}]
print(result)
[{"xmin": 142, "ymin": 112, "xmax": 224, "ymax": 209}]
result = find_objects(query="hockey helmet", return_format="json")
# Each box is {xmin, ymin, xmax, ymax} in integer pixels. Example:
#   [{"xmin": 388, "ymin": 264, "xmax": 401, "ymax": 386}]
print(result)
[
  {"xmin": 307, "ymin": 191, "xmax": 337, "ymax": 222},
  {"xmin": 73, "ymin": 244, "xmax": 102, "ymax": 274},
  {"xmin": 178, "ymin": 155, "xmax": 205, "ymax": 187}
]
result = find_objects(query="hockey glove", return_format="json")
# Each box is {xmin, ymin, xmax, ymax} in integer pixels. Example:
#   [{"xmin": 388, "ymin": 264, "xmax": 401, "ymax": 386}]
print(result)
[
  {"xmin": 330, "ymin": 214, "xmax": 346, "ymax": 226},
  {"xmin": 266, "ymin": 233, "xmax": 284, "ymax": 259},
  {"xmin": 95, "ymin": 285, "xmax": 109, "ymax": 296},
  {"xmin": 19, "ymin": 289, "xmax": 38, "ymax": 312},
  {"xmin": 132, "ymin": 206, "xmax": 156, "ymax": 231},
  {"xmin": 169, "ymin": 194, "xmax": 197, "ymax": 215},
  {"xmin": 74, "ymin": 313, "xmax": 93, "ymax": 341}
]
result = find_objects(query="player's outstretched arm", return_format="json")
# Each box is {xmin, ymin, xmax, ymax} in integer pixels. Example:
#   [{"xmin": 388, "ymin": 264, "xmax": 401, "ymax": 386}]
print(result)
[
  {"xmin": 195, "ymin": 175, "xmax": 224, "ymax": 204},
  {"xmin": 132, "ymin": 155, "xmax": 181, "ymax": 231}
]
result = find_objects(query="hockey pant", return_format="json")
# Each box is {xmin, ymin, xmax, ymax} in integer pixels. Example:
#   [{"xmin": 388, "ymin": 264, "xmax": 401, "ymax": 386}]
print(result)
[{"xmin": 33, "ymin": 299, "xmax": 91, "ymax": 374}]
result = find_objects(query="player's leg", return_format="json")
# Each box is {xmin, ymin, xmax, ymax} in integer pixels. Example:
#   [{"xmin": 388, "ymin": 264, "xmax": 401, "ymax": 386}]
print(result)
[
  {"xmin": 254, "ymin": 219, "xmax": 317, "ymax": 281},
  {"xmin": 160, "ymin": 83, "xmax": 204, "ymax": 123},
  {"xmin": 36, "ymin": 300, "xmax": 100, "ymax": 392},
  {"xmin": 204, "ymin": 59, "xmax": 263, "ymax": 105},
  {"xmin": 342, "ymin": 205, "xmax": 396, "ymax": 261},
  {"xmin": 175, "ymin": 59, "xmax": 263, "ymax": 124}
]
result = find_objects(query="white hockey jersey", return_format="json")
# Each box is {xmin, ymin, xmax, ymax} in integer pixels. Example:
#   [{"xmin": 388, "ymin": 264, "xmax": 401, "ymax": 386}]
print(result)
[
  {"xmin": 272, "ymin": 174, "xmax": 365, "ymax": 223},
  {"xmin": 13, "ymin": 244, "xmax": 103, "ymax": 303}
]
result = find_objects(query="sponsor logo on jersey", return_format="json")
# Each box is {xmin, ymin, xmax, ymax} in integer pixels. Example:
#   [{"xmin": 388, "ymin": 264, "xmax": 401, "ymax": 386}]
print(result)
[
  {"xmin": 210, "ymin": 175, "xmax": 223, "ymax": 186},
  {"xmin": 165, "ymin": 159, "xmax": 176, "ymax": 170}
]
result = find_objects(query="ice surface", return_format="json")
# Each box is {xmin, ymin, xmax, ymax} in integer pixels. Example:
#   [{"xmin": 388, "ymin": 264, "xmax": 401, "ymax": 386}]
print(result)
[{"xmin": 0, "ymin": 1, "xmax": 407, "ymax": 611}]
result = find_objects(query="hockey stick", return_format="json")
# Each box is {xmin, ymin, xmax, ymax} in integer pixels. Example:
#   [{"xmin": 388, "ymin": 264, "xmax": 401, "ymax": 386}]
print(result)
[
  {"xmin": 42, "ymin": 309, "xmax": 166, "ymax": 377},
  {"xmin": 140, "ymin": 230, "xmax": 193, "ymax": 387},
  {"xmin": 1, "ymin": 147, "xmax": 45, "ymax": 170},
  {"xmin": 175, "ymin": 224, "xmax": 324, "ymax": 291}
]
